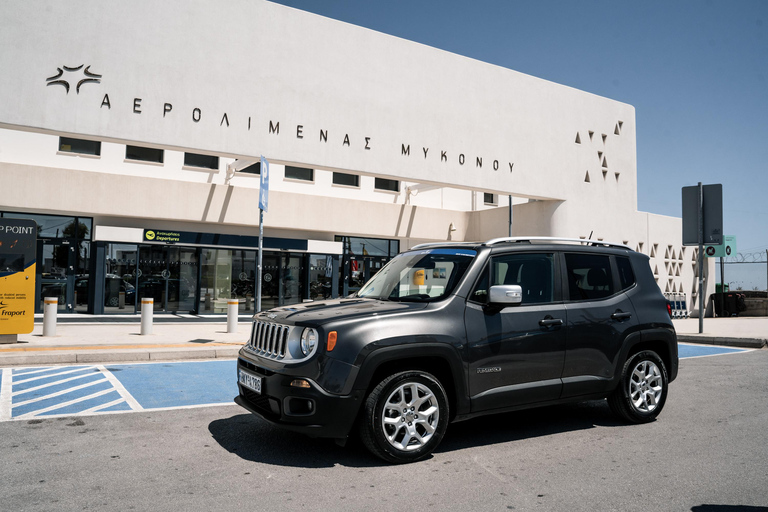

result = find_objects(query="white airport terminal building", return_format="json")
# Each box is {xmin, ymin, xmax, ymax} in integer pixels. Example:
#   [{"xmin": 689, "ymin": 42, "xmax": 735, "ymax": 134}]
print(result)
[{"xmin": 0, "ymin": 0, "xmax": 711, "ymax": 316}]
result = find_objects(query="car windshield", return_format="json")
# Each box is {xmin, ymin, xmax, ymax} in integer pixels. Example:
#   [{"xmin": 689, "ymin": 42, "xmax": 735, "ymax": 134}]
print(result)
[{"xmin": 357, "ymin": 248, "xmax": 476, "ymax": 302}]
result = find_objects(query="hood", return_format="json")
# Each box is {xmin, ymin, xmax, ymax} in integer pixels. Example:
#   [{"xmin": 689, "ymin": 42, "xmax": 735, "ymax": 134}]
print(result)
[{"xmin": 254, "ymin": 298, "xmax": 428, "ymax": 326}]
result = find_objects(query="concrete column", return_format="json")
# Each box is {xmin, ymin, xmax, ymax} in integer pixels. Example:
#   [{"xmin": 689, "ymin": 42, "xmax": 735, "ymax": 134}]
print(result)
[
  {"xmin": 140, "ymin": 298, "xmax": 153, "ymax": 335},
  {"xmin": 43, "ymin": 297, "xmax": 58, "ymax": 337}
]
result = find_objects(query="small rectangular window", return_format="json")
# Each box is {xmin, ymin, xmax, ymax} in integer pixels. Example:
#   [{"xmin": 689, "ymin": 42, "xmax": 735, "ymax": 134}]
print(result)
[
  {"xmin": 59, "ymin": 137, "xmax": 101, "ymax": 156},
  {"xmin": 375, "ymin": 178, "xmax": 400, "ymax": 192},
  {"xmin": 238, "ymin": 162, "xmax": 260, "ymax": 175},
  {"xmin": 483, "ymin": 193, "xmax": 496, "ymax": 205},
  {"xmin": 332, "ymin": 172, "xmax": 359, "ymax": 187},
  {"xmin": 616, "ymin": 256, "xmax": 636, "ymax": 290},
  {"xmin": 565, "ymin": 253, "xmax": 615, "ymax": 301},
  {"xmin": 184, "ymin": 152, "xmax": 219, "ymax": 170},
  {"xmin": 126, "ymin": 145, "xmax": 164, "ymax": 164},
  {"xmin": 285, "ymin": 166, "xmax": 314, "ymax": 181}
]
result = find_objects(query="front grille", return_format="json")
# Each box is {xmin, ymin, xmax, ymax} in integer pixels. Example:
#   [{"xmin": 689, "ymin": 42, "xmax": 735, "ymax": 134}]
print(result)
[{"xmin": 247, "ymin": 321, "xmax": 290, "ymax": 359}]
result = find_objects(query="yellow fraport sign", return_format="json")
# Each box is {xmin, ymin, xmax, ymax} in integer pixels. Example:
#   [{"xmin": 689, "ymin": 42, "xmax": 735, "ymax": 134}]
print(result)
[{"xmin": 0, "ymin": 218, "xmax": 37, "ymax": 335}]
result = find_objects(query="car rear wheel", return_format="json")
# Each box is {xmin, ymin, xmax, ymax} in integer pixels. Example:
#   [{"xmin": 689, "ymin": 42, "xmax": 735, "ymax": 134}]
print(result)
[
  {"xmin": 608, "ymin": 350, "xmax": 668, "ymax": 423},
  {"xmin": 359, "ymin": 371, "xmax": 449, "ymax": 463}
]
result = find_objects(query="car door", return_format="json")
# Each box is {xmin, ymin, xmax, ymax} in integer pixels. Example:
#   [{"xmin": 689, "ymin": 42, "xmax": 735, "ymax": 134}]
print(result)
[
  {"xmin": 561, "ymin": 252, "xmax": 640, "ymax": 398},
  {"xmin": 465, "ymin": 251, "xmax": 566, "ymax": 412}
]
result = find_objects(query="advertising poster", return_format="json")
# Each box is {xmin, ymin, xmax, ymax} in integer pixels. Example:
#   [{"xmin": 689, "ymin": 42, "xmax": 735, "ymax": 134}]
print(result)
[{"xmin": 0, "ymin": 218, "xmax": 37, "ymax": 334}]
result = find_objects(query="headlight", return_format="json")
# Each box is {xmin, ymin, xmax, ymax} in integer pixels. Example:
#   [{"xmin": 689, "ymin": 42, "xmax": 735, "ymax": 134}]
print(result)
[{"xmin": 300, "ymin": 328, "xmax": 318, "ymax": 356}]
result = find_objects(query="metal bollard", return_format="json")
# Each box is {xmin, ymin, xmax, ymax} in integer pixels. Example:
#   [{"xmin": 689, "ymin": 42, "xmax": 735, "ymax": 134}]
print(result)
[
  {"xmin": 119, "ymin": 291, "xmax": 125, "ymax": 309},
  {"xmin": 43, "ymin": 297, "xmax": 58, "ymax": 337},
  {"xmin": 140, "ymin": 298, "xmax": 153, "ymax": 335},
  {"xmin": 227, "ymin": 299, "xmax": 239, "ymax": 333}
]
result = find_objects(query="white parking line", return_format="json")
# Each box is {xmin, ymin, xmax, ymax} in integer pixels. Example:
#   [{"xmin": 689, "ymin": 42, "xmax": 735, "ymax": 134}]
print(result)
[
  {"xmin": 12, "ymin": 372, "xmax": 100, "ymax": 397},
  {"xmin": 13, "ymin": 366, "xmax": 96, "ymax": 385},
  {"xmin": 0, "ymin": 369, "xmax": 12, "ymax": 421},
  {"xmin": 12, "ymin": 378, "xmax": 107, "ymax": 408},
  {"xmin": 15, "ymin": 388, "xmax": 118, "ymax": 419},
  {"xmin": 96, "ymin": 365, "xmax": 143, "ymax": 411}
]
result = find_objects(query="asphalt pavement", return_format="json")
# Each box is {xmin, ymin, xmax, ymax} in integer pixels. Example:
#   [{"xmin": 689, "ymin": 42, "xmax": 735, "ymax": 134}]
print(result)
[{"xmin": 0, "ymin": 313, "xmax": 764, "ymax": 367}]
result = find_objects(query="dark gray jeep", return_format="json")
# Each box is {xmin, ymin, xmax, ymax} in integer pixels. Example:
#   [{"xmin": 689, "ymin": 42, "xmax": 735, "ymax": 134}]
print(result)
[{"xmin": 235, "ymin": 237, "xmax": 678, "ymax": 463}]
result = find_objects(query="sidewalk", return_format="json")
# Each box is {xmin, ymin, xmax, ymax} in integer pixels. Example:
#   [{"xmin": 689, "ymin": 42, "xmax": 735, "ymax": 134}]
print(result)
[
  {"xmin": 0, "ymin": 314, "xmax": 253, "ymax": 367},
  {"xmin": 672, "ymin": 317, "xmax": 768, "ymax": 349},
  {"xmin": 0, "ymin": 314, "xmax": 764, "ymax": 368}
]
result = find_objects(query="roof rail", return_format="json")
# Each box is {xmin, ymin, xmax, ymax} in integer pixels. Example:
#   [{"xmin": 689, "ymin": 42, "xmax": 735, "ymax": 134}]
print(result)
[
  {"xmin": 409, "ymin": 241, "xmax": 479, "ymax": 250},
  {"xmin": 484, "ymin": 237, "xmax": 630, "ymax": 250}
]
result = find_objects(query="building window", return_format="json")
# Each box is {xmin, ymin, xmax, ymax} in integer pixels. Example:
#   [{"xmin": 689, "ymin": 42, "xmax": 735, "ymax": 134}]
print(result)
[
  {"xmin": 184, "ymin": 152, "xmax": 219, "ymax": 170},
  {"xmin": 285, "ymin": 166, "xmax": 314, "ymax": 181},
  {"xmin": 126, "ymin": 145, "xmax": 164, "ymax": 164},
  {"xmin": 375, "ymin": 178, "xmax": 400, "ymax": 192},
  {"xmin": 59, "ymin": 137, "xmax": 101, "ymax": 156},
  {"xmin": 332, "ymin": 172, "xmax": 359, "ymax": 187},
  {"xmin": 238, "ymin": 162, "xmax": 260, "ymax": 175},
  {"xmin": 483, "ymin": 193, "xmax": 497, "ymax": 205}
]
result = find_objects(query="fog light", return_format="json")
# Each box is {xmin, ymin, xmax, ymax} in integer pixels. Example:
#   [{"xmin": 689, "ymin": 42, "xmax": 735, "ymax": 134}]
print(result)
[{"xmin": 290, "ymin": 379, "xmax": 311, "ymax": 389}]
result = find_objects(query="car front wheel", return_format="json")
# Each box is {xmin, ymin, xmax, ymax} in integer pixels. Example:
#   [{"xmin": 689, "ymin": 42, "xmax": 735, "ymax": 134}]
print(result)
[
  {"xmin": 608, "ymin": 350, "xmax": 668, "ymax": 423},
  {"xmin": 359, "ymin": 371, "xmax": 449, "ymax": 463}
]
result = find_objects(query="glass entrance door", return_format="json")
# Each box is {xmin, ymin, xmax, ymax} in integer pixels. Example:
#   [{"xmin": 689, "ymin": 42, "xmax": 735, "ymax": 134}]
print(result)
[
  {"xmin": 167, "ymin": 247, "xmax": 198, "ymax": 312},
  {"xmin": 137, "ymin": 245, "xmax": 198, "ymax": 313},
  {"xmin": 37, "ymin": 239, "xmax": 76, "ymax": 313}
]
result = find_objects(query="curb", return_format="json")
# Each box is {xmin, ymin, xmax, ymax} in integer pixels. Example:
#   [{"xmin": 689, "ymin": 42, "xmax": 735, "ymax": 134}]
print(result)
[
  {"xmin": 677, "ymin": 334, "xmax": 767, "ymax": 350},
  {"xmin": 0, "ymin": 347, "xmax": 242, "ymax": 367}
]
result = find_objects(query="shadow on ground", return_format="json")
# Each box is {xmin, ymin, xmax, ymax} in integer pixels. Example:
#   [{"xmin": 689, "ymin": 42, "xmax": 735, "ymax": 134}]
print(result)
[{"xmin": 209, "ymin": 399, "xmax": 623, "ymax": 468}]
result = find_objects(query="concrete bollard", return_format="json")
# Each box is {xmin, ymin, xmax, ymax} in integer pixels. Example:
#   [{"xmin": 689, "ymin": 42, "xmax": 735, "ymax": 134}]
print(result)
[
  {"xmin": 227, "ymin": 299, "xmax": 239, "ymax": 333},
  {"xmin": 119, "ymin": 291, "xmax": 125, "ymax": 309},
  {"xmin": 140, "ymin": 298, "xmax": 153, "ymax": 335},
  {"xmin": 43, "ymin": 297, "xmax": 58, "ymax": 337}
]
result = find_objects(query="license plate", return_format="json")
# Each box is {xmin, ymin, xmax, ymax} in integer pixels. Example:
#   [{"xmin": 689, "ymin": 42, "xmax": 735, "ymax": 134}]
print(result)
[{"xmin": 238, "ymin": 369, "xmax": 262, "ymax": 394}]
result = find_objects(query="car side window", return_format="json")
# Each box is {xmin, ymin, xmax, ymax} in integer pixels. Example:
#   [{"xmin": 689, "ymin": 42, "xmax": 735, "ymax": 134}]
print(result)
[
  {"xmin": 565, "ymin": 253, "xmax": 615, "ymax": 301},
  {"xmin": 616, "ymin": 256, "xmax": 636, "ymax": 290},
  {"xmin": 472, "ymin": 253, "xmax": 554, "ymax": 305}
]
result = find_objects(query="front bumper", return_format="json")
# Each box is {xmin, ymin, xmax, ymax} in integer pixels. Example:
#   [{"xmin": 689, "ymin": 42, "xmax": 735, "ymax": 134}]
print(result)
[{"xmin": 235, "ymin": 357, "xmax": 363, "ymax": 439}]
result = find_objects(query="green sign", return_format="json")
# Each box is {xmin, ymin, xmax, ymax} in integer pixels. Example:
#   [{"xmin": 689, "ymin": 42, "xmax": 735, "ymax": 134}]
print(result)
[{"xmin": 705, "ymin": 235, "xmax": 736, "ymax": 258}]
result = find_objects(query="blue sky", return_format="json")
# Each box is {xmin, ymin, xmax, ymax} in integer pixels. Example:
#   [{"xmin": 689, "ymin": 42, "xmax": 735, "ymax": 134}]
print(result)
[{"xmin": 270, "ymin": 0, "xmax": 767, "ymax": 289}]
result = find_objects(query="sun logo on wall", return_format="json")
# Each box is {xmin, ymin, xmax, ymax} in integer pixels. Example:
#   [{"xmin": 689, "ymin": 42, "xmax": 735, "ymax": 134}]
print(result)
[{"xmin": 45, "ymin": 65, "xmax": 102, "ymax": 94}]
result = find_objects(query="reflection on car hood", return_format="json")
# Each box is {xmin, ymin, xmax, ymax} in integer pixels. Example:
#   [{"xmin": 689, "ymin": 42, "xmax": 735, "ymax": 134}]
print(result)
[{"xmin": 254, "ymin": 298, "xmax": 428, "ymax": 325}]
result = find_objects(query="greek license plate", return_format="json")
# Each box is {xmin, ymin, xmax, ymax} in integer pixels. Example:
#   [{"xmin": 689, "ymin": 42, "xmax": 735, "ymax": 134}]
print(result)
[{"xmin": 238, "ymin": 369, "xmax": 262, "ymax": 394}]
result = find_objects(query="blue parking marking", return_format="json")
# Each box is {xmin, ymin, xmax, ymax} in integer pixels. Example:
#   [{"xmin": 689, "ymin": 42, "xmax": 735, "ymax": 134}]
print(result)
[
  {"xmin": 678, "ymin": 343, "xmax": 750, "ymax": 359},
  {"xmin": 109, "ymin": 360, "xmax": 237, "ymax": 409},
  {"xmin": 0, "ymin": 345, "xmax": 753, "ymax": 422},
  {"xmin": 0, "ymin": 360, "xmax": 237, "ymax": 421}
]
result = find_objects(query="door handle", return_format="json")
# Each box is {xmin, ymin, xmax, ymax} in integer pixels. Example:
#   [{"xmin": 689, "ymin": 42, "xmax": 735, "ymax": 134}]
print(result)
[
  {"xmin": 611, "ymin": 311, "xmax": 632, "ymax": 320},
  {"xmin": 539, "ymin": 316, "xmax": 563, "ymax": 327}
]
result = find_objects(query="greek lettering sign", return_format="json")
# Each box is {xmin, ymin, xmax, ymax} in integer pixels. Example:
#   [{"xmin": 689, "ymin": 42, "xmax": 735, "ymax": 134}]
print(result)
[
  {"xmin": 143, "ymin": 230, "xmax": 181, "ymax": 243},
  {"xmin": 0, "ymin": 218, "xmax": 37, "ymax": 334}
]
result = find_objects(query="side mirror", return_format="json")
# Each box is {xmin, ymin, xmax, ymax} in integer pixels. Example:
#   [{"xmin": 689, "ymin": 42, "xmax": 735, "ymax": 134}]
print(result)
[{"xmin": 488, "ymin": 285, "xmax": 523, "ymax": 306}]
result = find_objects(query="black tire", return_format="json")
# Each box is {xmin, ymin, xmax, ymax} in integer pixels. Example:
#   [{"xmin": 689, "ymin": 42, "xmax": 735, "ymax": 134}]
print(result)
[
  {"xmin": 107, "ymin": 296, "xmax": 119, "ymax": 307},
  {"xmin": 359, "ymin": 371, "xmax": 449, "ymax": 464},
  {"xmin": 608, "ymin": 350, "xmax": 668, "ymax": 423}
]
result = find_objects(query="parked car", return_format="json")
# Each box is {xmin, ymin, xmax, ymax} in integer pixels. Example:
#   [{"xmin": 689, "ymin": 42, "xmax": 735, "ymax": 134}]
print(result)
[{"xmin": 236, "ymin": 238, "xmax": 678, "ymax": 463}]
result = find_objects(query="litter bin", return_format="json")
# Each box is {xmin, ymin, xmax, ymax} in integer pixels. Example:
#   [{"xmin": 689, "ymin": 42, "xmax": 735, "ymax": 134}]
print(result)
[{"xmin": 711, "ymin": 292, "xmax": 746, "ymax": 317}]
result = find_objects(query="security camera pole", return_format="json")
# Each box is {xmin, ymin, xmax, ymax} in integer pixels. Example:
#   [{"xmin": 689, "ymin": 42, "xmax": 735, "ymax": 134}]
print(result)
[{"xmin": 257, "ymin": 156, "xmax": 270, "ymax": 313}]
